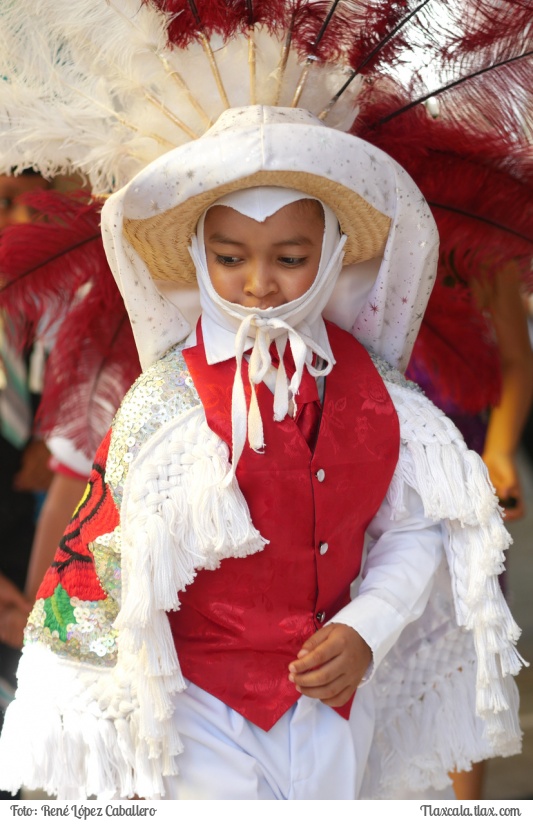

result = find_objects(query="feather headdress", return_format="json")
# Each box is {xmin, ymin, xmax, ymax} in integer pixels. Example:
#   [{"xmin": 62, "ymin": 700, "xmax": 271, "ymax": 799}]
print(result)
[
  {"xmin": 0, "ymin": 0, "xmax": 532, "ymax": 435},
  {"xmin": 0, "ymin": 1, "xmax": 531, "ymax": 799},
  {"xmin": 1, "ymin": 1, "xmax": 532, "ymax": 191}
]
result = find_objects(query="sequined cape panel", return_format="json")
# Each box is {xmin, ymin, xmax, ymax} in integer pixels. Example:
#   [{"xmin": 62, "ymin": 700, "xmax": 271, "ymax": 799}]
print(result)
[
  {"xmin": 106, "ymin": 341, "xmax": 200, "ymax": 507},
  {"xmin": 25, "ymin": 430, "xmax": 122, "ymax": 666},
  {"xmin": 24, "ymin": 341, "xmax": 199, "ymax": 667}
]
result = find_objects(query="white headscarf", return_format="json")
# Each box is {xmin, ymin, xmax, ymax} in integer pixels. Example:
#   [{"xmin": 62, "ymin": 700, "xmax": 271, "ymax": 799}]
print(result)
[
  {"xmin": 101, "ymin": 107, "xmax": 439, "ymax": 379},
  {"xmin": 188, "ymin": 187, "xmax": 346, "ymax": 477}
]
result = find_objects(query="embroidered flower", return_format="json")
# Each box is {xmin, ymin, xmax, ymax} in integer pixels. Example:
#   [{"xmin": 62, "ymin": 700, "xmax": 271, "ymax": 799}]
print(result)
[
  {"xmin": 360, "ymin": 378, "xmax": 394, "ymax": 415},
  {"xmin": 318, "ymin": 397, "xmax": 347, "ymax": 449},
  {"xmin": 36, "ymin": 431, "xmax": 119, "ymax": 604},
  {"xmin": 354, "ymin": 415, "xmax": 370, "ymax": 444}
]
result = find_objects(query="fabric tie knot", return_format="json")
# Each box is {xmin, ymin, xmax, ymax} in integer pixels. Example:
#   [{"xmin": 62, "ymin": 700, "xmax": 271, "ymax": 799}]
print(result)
[{"xmin": 226, "ymin": 313, "xmax": 331, "ymax": 484}]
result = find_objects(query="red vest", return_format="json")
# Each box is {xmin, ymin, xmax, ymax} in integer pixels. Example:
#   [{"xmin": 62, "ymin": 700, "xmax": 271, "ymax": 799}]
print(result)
[{"xmin": 167, "ymin": 320, "xmax": 399, "ymax": 731}]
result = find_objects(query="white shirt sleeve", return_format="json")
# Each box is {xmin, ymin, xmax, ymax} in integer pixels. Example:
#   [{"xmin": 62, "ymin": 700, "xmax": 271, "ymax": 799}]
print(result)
[
  {"xmin": 328, "ymin": 484, "xmax": 443, "ymax": 682},
  {"xmin": 46, "ymin": 435, "xmax": 93, "ymax": 477}
]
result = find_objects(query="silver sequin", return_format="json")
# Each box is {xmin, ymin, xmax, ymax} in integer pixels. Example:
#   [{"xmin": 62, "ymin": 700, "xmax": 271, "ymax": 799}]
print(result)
[{"xmin": 106, "ymin": 342, "xmax": 201, "ymax": 505}]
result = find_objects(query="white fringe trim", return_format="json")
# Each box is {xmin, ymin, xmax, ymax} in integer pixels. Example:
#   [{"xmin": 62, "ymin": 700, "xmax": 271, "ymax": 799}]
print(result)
[
  {"xmin": 0, "ymin": 645, "xmax": 163, "ymax": 799},
  {"xmin": 113, "ymin": 405, "xmax": 267, "ymax": 787},
  {"xmin": 379, "ymin": 381, "xmax": 525, "ymax": 779}
]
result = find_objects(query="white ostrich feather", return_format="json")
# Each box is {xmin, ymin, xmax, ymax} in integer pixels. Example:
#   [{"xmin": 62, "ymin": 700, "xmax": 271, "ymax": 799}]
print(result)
[
  {"xmin": 0, "ymin": 0, "xmax": 181, "ymax": 189},
  {"xmin": 0, "ymin": 0, "xmax": 363, "ymax": 192}
]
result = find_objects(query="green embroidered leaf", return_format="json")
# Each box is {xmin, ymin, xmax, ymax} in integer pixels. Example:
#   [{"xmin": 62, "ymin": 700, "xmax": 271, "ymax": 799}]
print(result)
[{"xmin": 43, "ymin": 584, "xmax": 77, "ymax": 642}]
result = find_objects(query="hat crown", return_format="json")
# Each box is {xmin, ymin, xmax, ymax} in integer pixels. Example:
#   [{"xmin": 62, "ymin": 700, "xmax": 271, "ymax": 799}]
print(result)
[{"xmin": 205, "ymin": 106, "xmax": 323, "ymax": 137}]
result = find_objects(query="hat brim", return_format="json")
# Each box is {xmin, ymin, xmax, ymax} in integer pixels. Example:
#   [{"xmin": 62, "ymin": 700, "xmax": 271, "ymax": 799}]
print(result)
[
  {"xmin": 124, "ymin": 168, "xmax": 391, "ymax": 285},
  {"xmin": 103, "ymin": 108, "xmax": 438, "ymax": 374}
]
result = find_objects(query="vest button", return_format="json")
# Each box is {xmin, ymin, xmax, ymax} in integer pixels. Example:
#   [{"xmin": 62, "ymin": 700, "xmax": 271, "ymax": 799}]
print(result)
[
  {"xmin": 319, "ymin": 542, "xmax": 329, "ymax": 555},
  {"xmin": 316, "ymin": 611, "xmax": 326, "ymax": 623},
  {"xmin": 316, "ymin": 468, "xmax": 326, "ymax": 482}
]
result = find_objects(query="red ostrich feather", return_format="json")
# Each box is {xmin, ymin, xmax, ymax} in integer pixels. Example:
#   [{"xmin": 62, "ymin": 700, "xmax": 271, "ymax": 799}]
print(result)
[
  {"xmin": 38, "ymin": 280, "xmax": 141, "ymax": 460},
  {"xmin": 291, "ymin": 0, "xmax": 417, "ymax": 67},
  {"xmin": 360, "ymin": 92, "xmax": 532, "ymax": 416},
  {"xmin": 0, "ymin": 189, "xmax": 141, "ymax": 459},
  {"xmin": 147, "ymin": 1, "xmax": 417, "ymax": 68},
  {"xmin": 355, "ymin": 89, "xmax": 533, "ymax": 285},
  {"xmin": 0, "ymin": 191, "xmax": 105, "ymax": 346},
  {"xmin": 406, "ymin": 272, "xmax": 502, "ymax": 415},
  {"xmin": 440, "ymin": 0, "xmax": 533, "ymax": 61},
  {"xmin": 143, "ymin": 0, "xmax": 248, "ymax": 46}
]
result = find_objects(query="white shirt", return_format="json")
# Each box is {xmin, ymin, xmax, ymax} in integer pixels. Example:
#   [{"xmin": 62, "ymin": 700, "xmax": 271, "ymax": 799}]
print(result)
[{"xmin": 331, "ymin": 485, "xmax": 442, "ymax": 680}]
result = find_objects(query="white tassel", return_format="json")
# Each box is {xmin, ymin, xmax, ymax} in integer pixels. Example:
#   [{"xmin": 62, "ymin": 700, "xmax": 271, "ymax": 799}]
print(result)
[
  {"xmin": 377, "ymin": 377, "xmax": 525, "ymax": 783},
  {"xmin": 0, "ymin": 645, "xmax": 147, "ymax": 798},
  {"xmin": 108, "ymin": 404, "xmax": 269, "ymax": 792}
]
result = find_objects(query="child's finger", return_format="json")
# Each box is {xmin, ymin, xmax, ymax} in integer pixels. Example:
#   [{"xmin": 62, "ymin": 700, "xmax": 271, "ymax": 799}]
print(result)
[
  {"xmin": 297, "ymin": 624, "xmax": 335, "ymax": 655},
  {"xmin": 288, "ymin": 630, "xmax": 340, "ymax": 674},
  {"xmin": 294, "ymin": 674, "xmax": 354, "ymax": 706},
  {"xmin": 289, "ymin": 655, "xmax": 342, "ymax": 688}
]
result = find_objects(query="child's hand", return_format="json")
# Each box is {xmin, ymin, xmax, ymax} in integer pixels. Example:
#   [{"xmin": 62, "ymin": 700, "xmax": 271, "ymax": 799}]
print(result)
[
  {"xmin": 0, "ymin": 573, "xmax": 31, "ymax": 649},
  {"xmin": 0, "ymin": 604, "xmax": 29, "ymax": 649},
  {"xmin": 482, "ymin": 451, "xmax": 524, "ymax": 521},
  {"xmin": 288, "ymin": 623, "xmax": 372, "ymax": 707}
]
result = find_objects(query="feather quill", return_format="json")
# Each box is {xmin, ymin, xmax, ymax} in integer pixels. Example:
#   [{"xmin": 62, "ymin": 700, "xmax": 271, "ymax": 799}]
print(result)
[{"xmin": 368, "ymin": 51, "xmax": 533, "ymax": 133}]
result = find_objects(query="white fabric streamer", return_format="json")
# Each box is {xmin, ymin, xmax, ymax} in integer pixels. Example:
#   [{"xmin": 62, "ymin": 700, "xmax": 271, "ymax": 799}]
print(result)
[
  {"xmin": 101, "ymin": 108, "xmax": 439, "ymax": 373},
  {"xmin": 189, "ymin": 187, "xmax": 347, "ymax": 478}
]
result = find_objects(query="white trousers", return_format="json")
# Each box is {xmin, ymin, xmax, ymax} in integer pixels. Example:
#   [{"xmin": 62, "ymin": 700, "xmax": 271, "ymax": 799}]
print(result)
[{"xmin": 162, "ymin": 681, "xmax": 376, "ymax": 800}]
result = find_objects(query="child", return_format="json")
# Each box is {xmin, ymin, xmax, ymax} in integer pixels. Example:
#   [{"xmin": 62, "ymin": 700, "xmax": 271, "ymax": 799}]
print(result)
[{"xmin": 0, "ymin": 106, "xmax": 523, "ymax": 800}]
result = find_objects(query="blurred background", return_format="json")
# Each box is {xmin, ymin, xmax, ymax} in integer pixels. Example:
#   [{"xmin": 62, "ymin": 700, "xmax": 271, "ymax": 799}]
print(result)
[{"xmin": 485, "ymin": 447, "xmax": 533, "ymax": 800}]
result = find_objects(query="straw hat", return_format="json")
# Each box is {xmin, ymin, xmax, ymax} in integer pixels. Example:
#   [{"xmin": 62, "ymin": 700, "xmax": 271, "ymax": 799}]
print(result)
[
  {"xmin": 122, "ymin": 106, "xmax": 391, "ymax": 285},
  {"xmin": 103, "ymin": 105, "xmax": 438, "ymax": 373}
]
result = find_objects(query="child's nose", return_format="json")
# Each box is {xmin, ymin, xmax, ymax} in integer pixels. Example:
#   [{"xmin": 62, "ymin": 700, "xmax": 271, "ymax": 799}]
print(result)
[{"xmin": 244, "ymin": 262, "xmax": 277, "ymax": 297}]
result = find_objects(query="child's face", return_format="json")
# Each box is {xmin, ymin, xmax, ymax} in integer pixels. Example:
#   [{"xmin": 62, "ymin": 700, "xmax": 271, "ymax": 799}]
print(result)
[
  {"xmin": 203, "ymin": 199, "xmax": 324, "ymax": 309},
  {"xmin": 0, "ymin": 173, "xmax": 47, "ymax": 230}
]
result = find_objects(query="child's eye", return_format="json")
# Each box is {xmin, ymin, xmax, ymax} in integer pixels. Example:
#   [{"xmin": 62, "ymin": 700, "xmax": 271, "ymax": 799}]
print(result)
[
  {"xmin": 279, "ymin": 257, "xmax": 306, "ymax": 267},
  {"xmin": 216, "ymin": 255, "xmax": 242, "ymax": 266}
]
